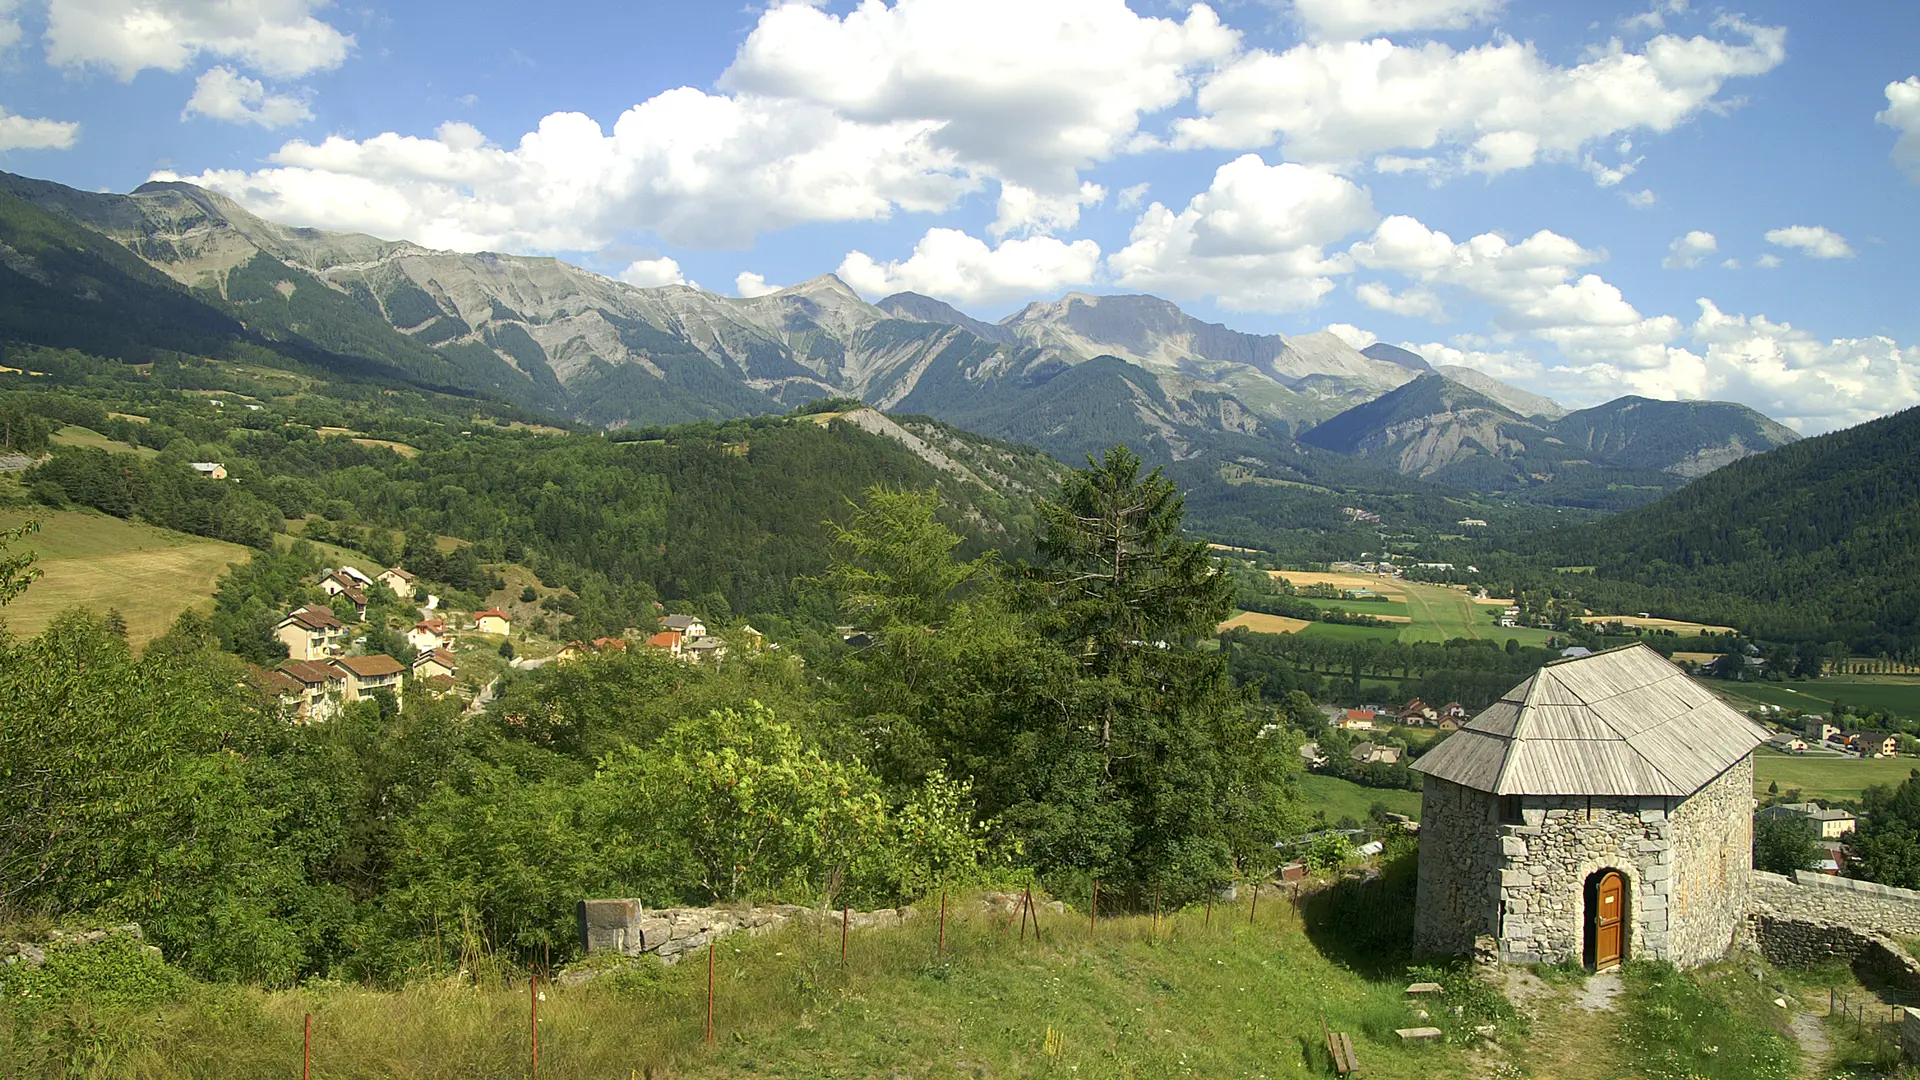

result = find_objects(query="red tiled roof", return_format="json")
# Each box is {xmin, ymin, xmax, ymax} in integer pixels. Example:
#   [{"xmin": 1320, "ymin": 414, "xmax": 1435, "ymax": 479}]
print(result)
[
  {"xmin": 413, "ymin": 648, "xmax": 458, "ymax": 671},
  {"xmin": 475, "ymin": 608, "xmax": 508, "ymax": 620},
  {"xmin": 644, "ymin": 631, "xmax": 680, "ymax": 649}
]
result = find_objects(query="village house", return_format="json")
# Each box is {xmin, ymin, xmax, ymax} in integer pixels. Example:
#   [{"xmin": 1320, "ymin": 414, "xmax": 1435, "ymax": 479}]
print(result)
[
  {"xmin": 406, "ymin": 618, "xmax": 448, "ymax": 654},
  {"xmin": 1299, "ymin": 741, "xmax": 1328, "ymax": 768},
  {"xmin": 1842, "ymin": 731, "xmax": 1900, "ymax": 757},
  {"xmin": 1351, "ymin": 742, "xmax": 1403, "ymax": 766},
  {"xmin": 684, "ymin": 636, "xmax": 728, "ymax": 663},
  {"xmin": 1758, "ymin": 801, "xmax": 1857, "ymax": 839},
  {"xmin": 189, "ymin": 462, "xmax": 228, "ymax": 479},
  {"xmin": 661, "ymin": 614, "xmax": 707, "ymax": 639},
  {"xmin": 1336, "ymin": 709, "xmax": 1376, "ymax": 731},
  {"xmin": 1442, "ymin": 702, "xmax": 1469, "ymax": 722},
  {"xmin": 377, "ymin": 567, "xmax": 416, "ymax": 600},
  {"xmin": 327, "ymin": 654, "xmax": 407, "ymax": 704},
  {"xmin": 318, "ymin": 572, "xmax": 368, "ymax": 619},
  {"xmin": 275, "ymin": 605, "xmax": 347, "ymax": 661},
  {"xmin": 643, "ymin": 630, "xmax": 684, "ymax": 658},
  {"xmin": 1767, "ymin": 732, "xmax": 1809, "ymax": 753},
  {"xmin": 1410, "ymin": 644, "xmax": 1766, "ymax": 970},
  {"xmin": 1400, "ymin": 699, "xmax": 1439, "ymax": 725},
  {"xmin": 271, "ymin": 659, "xmax": 347, "ymax": 721},
  {"xmin": 412, "ymin": 647, "xmax": 458, "ymax": 682},
  {"xmin": 337, "ymin": 566, "xmax": 375, "ymax": 588},
  {"xmin": 1805, "ymin": 719, "xmax": 1842, "ymax": 743},
  {"xmin": 474, "ymin": 608, "xmax": 511, "ymax": 636},
  {"xmin": 411, "ymin": 648, "xmax": 458, "ymax": 696}
]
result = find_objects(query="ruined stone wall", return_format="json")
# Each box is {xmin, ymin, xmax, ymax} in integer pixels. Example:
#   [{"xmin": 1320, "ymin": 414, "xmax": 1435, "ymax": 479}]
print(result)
[
  {"xmin": 1414, "ymin": 775, "xmax": 1503, "ymax": 956},
  {"xmin": 1667, "ymin": 756, "xmax": 1754, "ymax": 966}
]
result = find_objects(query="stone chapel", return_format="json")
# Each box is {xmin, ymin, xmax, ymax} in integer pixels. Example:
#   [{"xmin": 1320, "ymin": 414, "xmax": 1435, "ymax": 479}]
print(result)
[{"xmin": 1409, "ymin": 643, "xmax": 1768, "ymax": 969}]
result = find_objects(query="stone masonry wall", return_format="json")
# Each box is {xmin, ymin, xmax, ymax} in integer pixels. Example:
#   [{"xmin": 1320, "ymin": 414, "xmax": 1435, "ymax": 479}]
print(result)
[
  {"xmin": 1666, "ymin": 756, "xmax": 1754, "ymax": 966},
  {"xmin": 1414, "ymin": 775, "xmax": 1503, "ymax": 956},
  {"xmin": 1751, "ymin": 869, "xmax": 1920, "ymax": 938},
  {"xmin": 1493, "ymin": 793, "xmax": 1666, "ymax": 965}
]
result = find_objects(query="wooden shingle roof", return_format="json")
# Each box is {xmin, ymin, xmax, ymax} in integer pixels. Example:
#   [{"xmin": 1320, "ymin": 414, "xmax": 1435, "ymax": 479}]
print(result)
[{"xmin": 1410, "ymin": 644, "xmax": 1767, "ymax": 797}]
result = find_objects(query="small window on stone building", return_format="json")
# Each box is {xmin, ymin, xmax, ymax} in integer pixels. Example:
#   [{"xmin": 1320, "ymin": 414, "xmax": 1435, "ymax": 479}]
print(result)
[{"xmin": 1500, "ymin": 795, "xmax": 1523, "ymax": 823}]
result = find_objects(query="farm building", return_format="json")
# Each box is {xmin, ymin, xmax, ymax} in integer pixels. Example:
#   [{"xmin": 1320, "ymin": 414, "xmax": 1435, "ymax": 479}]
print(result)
[{"xmin": 1409, "ymin": 644, "xmax": 1766, "ymax": 970}]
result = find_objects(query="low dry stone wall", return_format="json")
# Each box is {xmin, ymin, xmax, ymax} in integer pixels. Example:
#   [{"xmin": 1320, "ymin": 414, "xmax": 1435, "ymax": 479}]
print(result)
[
  {"xmin": 0, "ymin": 924, "xmax": 154, "ymax": 968},
  {"xmin": 576, "ymin": 893, "xmax": 1062, "ymax": 966}
]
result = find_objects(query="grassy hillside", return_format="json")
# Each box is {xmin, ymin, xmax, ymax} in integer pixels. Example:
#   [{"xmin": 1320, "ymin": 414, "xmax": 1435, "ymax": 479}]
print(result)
[
  {"xmin": 0, "ymin": 891, "xmax": 1497, "ymax": 1080},
  {"xmin": 1752, "ymin": 749, "xmax": 1918, "ymax": 803},
  {"xmin": 0, "ymin": 508, "xmax": 250, "ymax": 643}
]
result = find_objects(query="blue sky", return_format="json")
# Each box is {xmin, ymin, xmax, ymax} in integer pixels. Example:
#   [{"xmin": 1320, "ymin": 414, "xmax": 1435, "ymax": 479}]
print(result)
[{"xmin": 2, "ymin": 0, "xmax": 1917, "ymax": 431}]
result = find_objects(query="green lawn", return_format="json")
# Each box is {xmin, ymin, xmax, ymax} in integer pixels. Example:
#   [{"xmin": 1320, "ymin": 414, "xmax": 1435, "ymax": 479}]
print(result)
[
  {"xmin": 1295, "ymin": 772, "xmax": 1422, "ymax": 824},
  {"xmin": 1716, "ymin": 677, "xmax": 1920, "ymax": 721},
  {"xmin": 1753, "ymin": 748, "xmax": 1919, "ymax": 803},
  {"xmin": 0, "ymin": 508, "xmax": 251, "ymax": 644}
]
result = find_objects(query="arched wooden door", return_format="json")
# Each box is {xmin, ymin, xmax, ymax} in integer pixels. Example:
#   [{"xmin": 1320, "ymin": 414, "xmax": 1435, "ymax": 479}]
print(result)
[{"xmin": 1592, "ymin": 871, "xmax": 1626, "ymax": 970}]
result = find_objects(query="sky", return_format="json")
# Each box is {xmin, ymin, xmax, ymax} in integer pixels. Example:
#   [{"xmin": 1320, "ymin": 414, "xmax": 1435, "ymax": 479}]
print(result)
[{"xmin": 2, "ymin": 0, "xmax": 1918, "ymax": 433}]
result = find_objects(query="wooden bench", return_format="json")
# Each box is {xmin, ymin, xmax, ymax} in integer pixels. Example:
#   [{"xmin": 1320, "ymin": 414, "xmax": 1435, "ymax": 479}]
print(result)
[{"xmin": 1322, "ymin": 1015, "xmax": 1360, "ymax": 1075}]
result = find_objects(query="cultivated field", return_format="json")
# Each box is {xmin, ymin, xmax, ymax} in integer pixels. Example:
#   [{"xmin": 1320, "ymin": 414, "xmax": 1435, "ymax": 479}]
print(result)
[
  {"xmin": 1576, "ymin": 615, "xmax": 1738, "ymax": 634},
  {"xmin": 1249, "ymin": 572, "xmax": 1558, "ymax": 647},
  {"xmin": 1218, "ymin": 611, "xmax": 1312, "ymax": 634},
  {"xmin": 1753, "ymin": 749, "xmax": 1918, "ymax": 803},
  {"xmin": 0, "ymin": 509, "xmax": 251, "ymax": 644},
  {"xmin": 1720, "ymin": 677, "xmax": 1920, "ymax": 721}
]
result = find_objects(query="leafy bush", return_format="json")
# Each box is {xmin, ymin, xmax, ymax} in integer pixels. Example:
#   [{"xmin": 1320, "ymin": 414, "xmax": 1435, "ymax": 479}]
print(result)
[{"xmin": 0, "ymin": 933, "xmax": 190, "ymax": 1015}]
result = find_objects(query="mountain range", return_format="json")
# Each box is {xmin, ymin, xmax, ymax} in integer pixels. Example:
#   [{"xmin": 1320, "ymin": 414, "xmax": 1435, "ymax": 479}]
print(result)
[
  {"xmin": 0, "ymin": 169, "xmax": 1796, "ymax": 505},
  {"xmin": 1300, "ymin": 372, "xmax": 1799, "ymax": 486}
]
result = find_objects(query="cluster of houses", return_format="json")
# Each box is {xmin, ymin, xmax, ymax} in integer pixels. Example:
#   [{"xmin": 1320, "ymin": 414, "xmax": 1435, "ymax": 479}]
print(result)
[
  {"xmin": 1334, "ymin": 700, "xmax": 1470, "ymax": 733},
  {"xmin": 554, "ymin": 613, "xmax": 751, "ymax": 666},
  {"xmin": 1784, "ymin": 720, "xmax": 1904, "ymax": 758},
  {"xmin": 258, "ymin": 564, "xmax": 488, "ymax": 721},
  {"xmin": 1757, "ymin": 800, "xmax": 1858, "ymax": 874}
]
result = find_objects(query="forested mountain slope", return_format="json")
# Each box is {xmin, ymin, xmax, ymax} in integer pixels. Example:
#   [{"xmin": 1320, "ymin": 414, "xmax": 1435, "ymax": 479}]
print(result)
[{"xmin": 1539, "ymin": 404, "xmax": 1920, "ymax": 653}]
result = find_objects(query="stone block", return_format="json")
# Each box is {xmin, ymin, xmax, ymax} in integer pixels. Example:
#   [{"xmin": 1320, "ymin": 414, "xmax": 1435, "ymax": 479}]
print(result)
[
  {"xmin": 578, "ymin": 899, "xmax": 641, "ymax": 954},
  {"xmin": 1405, "ymin": 982, "xmax": 1443, "ymax": 996},
  {"xmin": 1501, "ymin": 870, "xmax": 1532, "ymax": 887},
  {"xmin": 1644, "ymin": 863, "xmax": 1670, "ymax": 882},
  {"xmin": 1500, "ymin": 836, "xmax": 1527, "ymax": 858},
  {"xmin": 1396, "ymin": 1027, "xmax": 1444, "ymax": 1042}
]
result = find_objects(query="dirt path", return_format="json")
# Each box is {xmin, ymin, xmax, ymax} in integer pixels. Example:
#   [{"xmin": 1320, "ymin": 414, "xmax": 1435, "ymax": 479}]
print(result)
[
  {"xmin": 1500, "ymin": 970, "xmax": 1636, "ymax": 1080},
  {"xmin": 1787, "ymin": 1008, "xmax": 1832, "ymax": 1080}
]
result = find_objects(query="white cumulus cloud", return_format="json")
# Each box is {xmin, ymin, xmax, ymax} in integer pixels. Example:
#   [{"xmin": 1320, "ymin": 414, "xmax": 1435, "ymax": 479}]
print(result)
[
  {"xmin": 735, "ymin": 271, "xmax": 782, "ymax": 298},
  {"xmin": 1109, "ymin": 154, "xmax": 1376, "ymax": 311},
  {"xmin": 1877, "ymin": 77, "xmax": 1920, "ymax": 182},
  {"xmin": 183, "ymin": 66, "xmax": 312, "ymax": 129},
  {"xmin": 1291, "ymin": 0, "xmax": 1505, "ymax": 42},
  {"xmin": 1324, "ymin": 322, "xmax": 1377, "ymax": 349},
  {"xmin": 150, "ymin": 0, "xmax": 1245, "ymax": 253},
  {"xmin": 839, "ymin": 227, "xmax": 1100, "ymax": 307},
  {"xmin": 160, "ymin": 95, "xmax": 974, "ymax": 251},
  {"xmin": 1663, "ymin": 230, "xmax": 1717, "ymax": 269},
  {"xmin": 1356, "ymin": 280, "xmax": 1445, "ymax": 319},
  {"xmin": 1765, "ymin": 225, "xmax": 1853, "ymax": 260},
  {"xmin": 1172, "ymin": 18, "xmax": 1784, "ymax": 184},
  {"xmin": 47, "ymin": 0, "xmax": 354, "ymax": 79},
  {"xmin": 618, "ymin": 257, "xmax": 687, "ymax": 288},
  {"xmin": 724, "ymin": 0, "xmax": 1236, "ymax": 194},
  {"xmin": 0, "ymin": 105, "xmax": 80, "ymax": 150}
]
